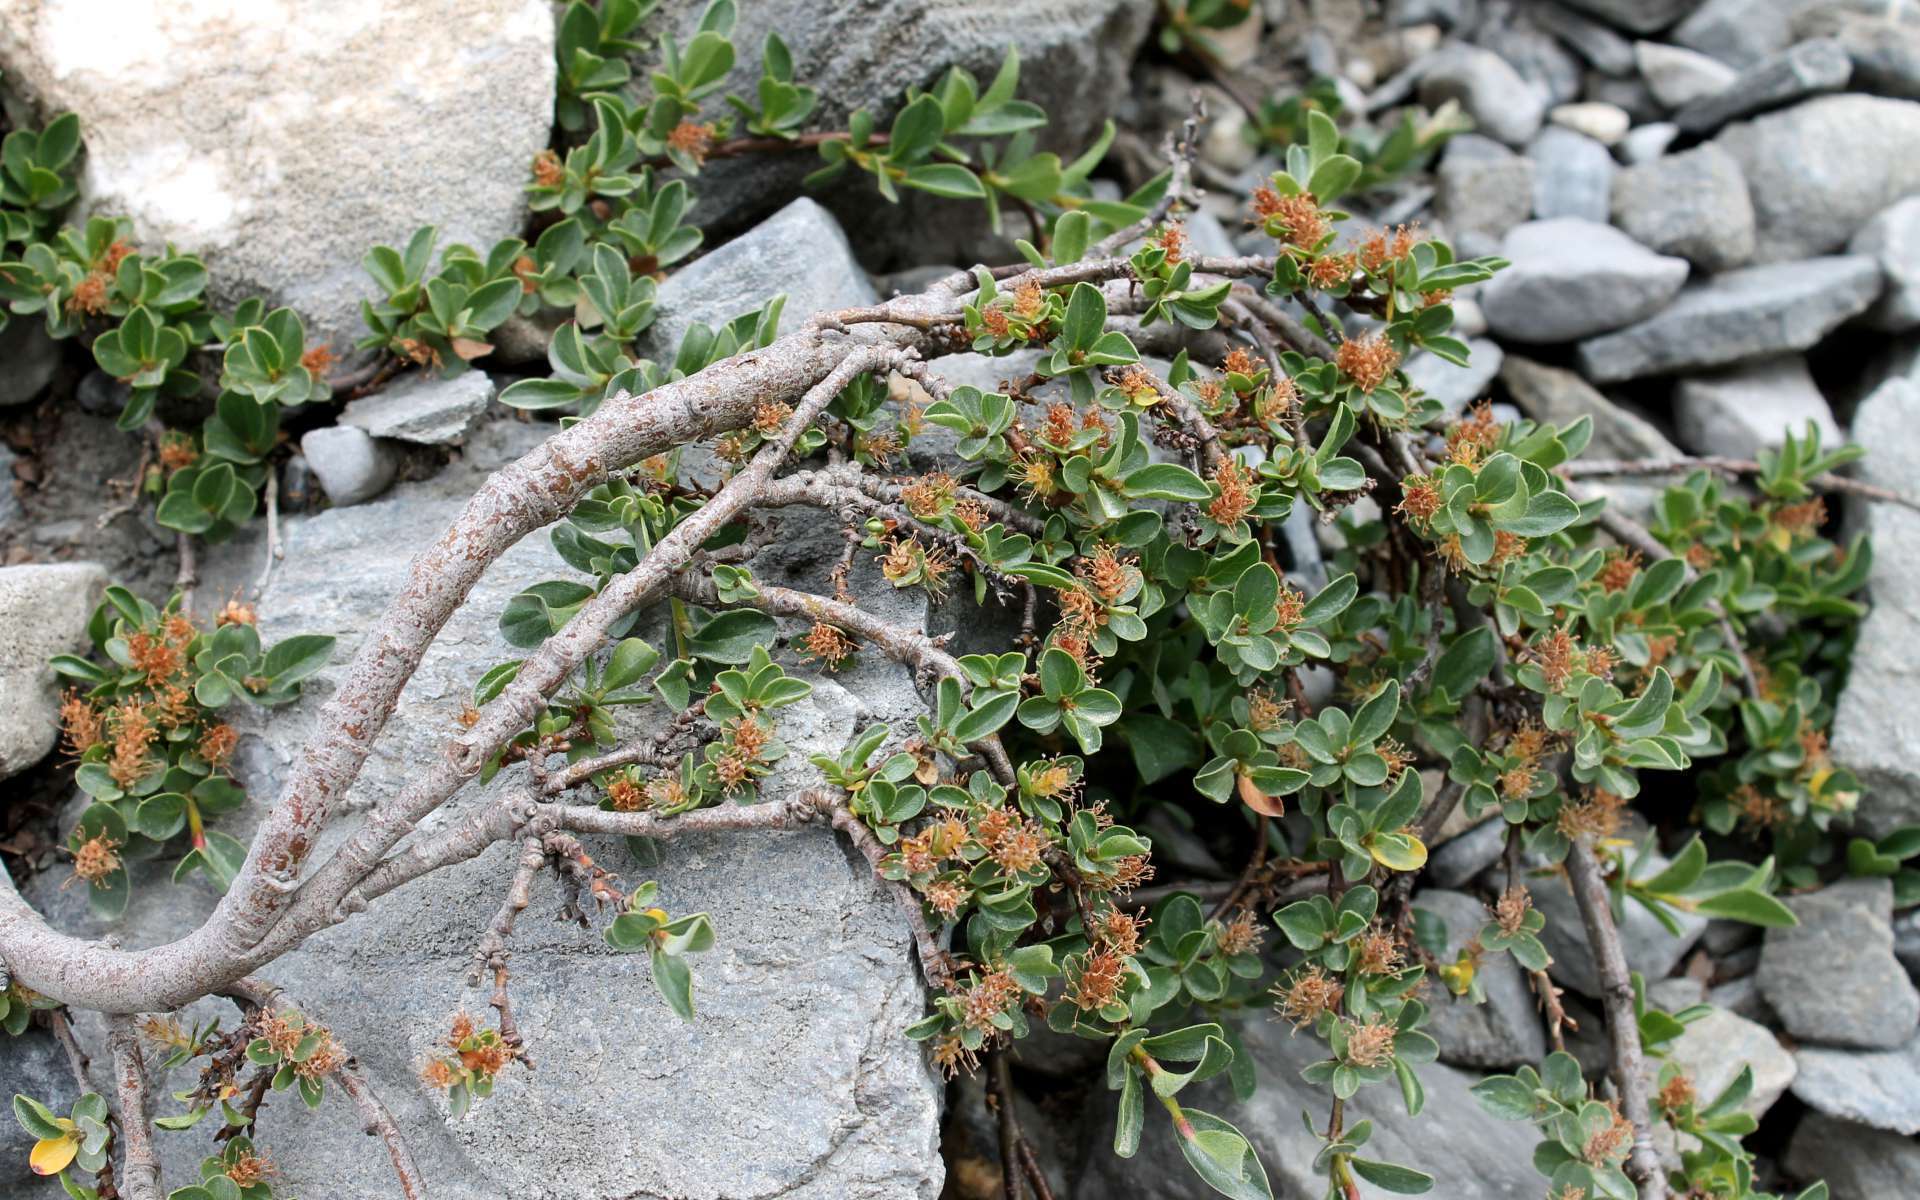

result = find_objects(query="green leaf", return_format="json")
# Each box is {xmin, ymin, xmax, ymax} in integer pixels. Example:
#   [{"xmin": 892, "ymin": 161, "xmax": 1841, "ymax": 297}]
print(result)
[
  {"xmin": 688, "ymin": 610, "xmax": 777, "ymax": 664},
  {"xmin": 648, "ymin": 944, "xmax": 697, "ymax": 1020},
  {"xmin": 953, "ymin": 691, "xmax": 1017, "ymax": 744},
  {"xmin": 1124, "ymin": 463, "xmax": 1212, "ymax": 502},
  {"xmin": 1692, "ymin": 889, "xmax": 1797, "ymax": 927},
  {"xmin": 903, "ymin": 163, "xmax": 986, "ymax": 198},
  {"xmin": 1350, "ymin": 1158, "xmax": 1434, "ymax": 1194},
  {"xmin": 1174, "ymin": 1109, "xmax": 1273, "ymax": 1200},
  {"xmin": 1500, "ymin": 489, "xmax": 1580, "ymax": 538}
]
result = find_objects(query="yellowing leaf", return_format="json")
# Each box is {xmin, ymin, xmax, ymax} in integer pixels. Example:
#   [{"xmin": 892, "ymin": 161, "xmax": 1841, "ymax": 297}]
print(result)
[
  {"xmin": 30, "ymin": 1133, "xmax": 77, "ymax": 1175},
  {"xmin": 1236, "ymin": 773, "xmax": 1286, "ymax": 818},
  {"xmin": 1367, "ymin": 831, "xmax": 1428, "ymax": 872}
]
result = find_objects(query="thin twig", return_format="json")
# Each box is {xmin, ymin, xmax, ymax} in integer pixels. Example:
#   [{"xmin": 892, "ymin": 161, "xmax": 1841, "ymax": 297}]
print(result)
[
  {"xmin": 989, "ymin": 1048, "xmax": 1026, "ymax": 1200},
  {"xmin": 1563, "ymin": 456, "xmax": 1920, "ymax": 513},
  {"xmin": 174, "ymin": 531, "xmax": 198, "ymax": 614},
  {"xmin": 47, "ymin": 1008, "xmax": 95, "ymax": 1093},
  {"xmin": 254, "ymin": 467, "xmax": 283, "ymax": 600},
  {"xmin": 108, "ymin": 1016, "xmax": 162, "ymax": 1200},
  {"xmin": 1565, "ymin": 839, "xmax": 1668, "ymax": 1199}
]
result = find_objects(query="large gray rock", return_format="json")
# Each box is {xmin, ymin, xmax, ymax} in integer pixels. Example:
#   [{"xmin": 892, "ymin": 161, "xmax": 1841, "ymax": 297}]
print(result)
[
  {"xmin": 1533, "ymin": 845, "xmax": 1709, "ymax": 997},
  {"xmin": 1674, "ymin": 356, "xmax": 1842, "ymax": 458},
  {"xmin": 1478, "ymin": 23, "xmax": 1585, "ymax": 106},
  {"xmin": 1414, "ymin": 889, "xmax": 1549, "ymax": 1068},
  {"xmin": 1539, "ymin": 4, "xmax": 1639, "ymax": 75},
  {"xmin": 664, "ymin": 0, "xmax": 1151, "ymax": 262},
  {"xmin": 1673, "ymin": 0, "xmax": 1816, "ymax": 66},
  {"xmin": 1795, "ymin": 1, "xmax": 1920, "ymax": 99},
  {"xmin": 1784, "ymin": 1111, "xmax": 1920, "ymax": 1197},
  {"xmin": 1636, "ymin": 39, "xmax": 1739, "ymax": 107},
  {"xmin": 299, "ymin": 425, "xmax": 399, "ymax": 508},
  {"xmin": 1850, "ymin": 195, "xmax": 1920, "ymax": 330},
  {"xmin": 1760, "ymin": 879, "xmax": 1920, "ymax": 1049},
  {"xmin": 1501, "ymin": 355, "xmax": 1684, "ymax": 458},
  {"xmin": 1832, "ymin": 378, "xmax": 1920, "ymax": 836},
  {"xmin": 1663, "ymin": 1005, "xmax": 1796, "ymax": 1116},
  {"xmin": 1575, "ymin": 255, "xmax": 1882, "ymax": 382},
  {"xmin": 1611, "ymin": 142, "xmax": 1757, "ymax": 271},
  {"xmin": 1077, "ymin": 1013, "xmax": 1550, "ymax": 1198},
  {"xmin": 638, "ymin": 197, "xmax": 878, "ymax": 360},
  {"xmin": 1419, "ymin": 45, "xmax": 1548, "ymax": 146},
  {"xmin": 0, "ymin": 1026, "xmax": 80, "ymax": 1171},
  {"xmin": 1793, "ymin": 1030, "xmax": 1920, "ymax": 1134},
  {"xmin": 0, "ymin": 320, "xmax": 58, "ymax": 407},
  {"xmin": 1435, "ymin": 136, "xmax": 1537, "ymax": 250},
  {"xmin": 1674, "ymin": 35, "xmax": 1852, "ymax": 133},
  {"xmin": 1406, "ymin": 337, "xmax": 1505, "ymax": 413},
  {"xmin": 1557, "ymin": 0, "xmax": 1702, "ymax": 34},
  {"xmin": 339, "ymin": 371, "xmax": 493, "ymax": 445},
  {"xmin": 21, "ymin": 421, "xmax": 946, "ymax": 1199},
  {"xmin": 0, "ymin": 0, "xmax": 553, "ymax": 352},
  {"xmin": 1716, "ymin": 94, "xmax": 1920, "ymax": 262},
  {"xmin": 0, "ymin": 562, "xmax": 107, "ymax": 780},
  {"xmin": 1528, "ymin": 126, "xmax": 1616, "ymax": 221},
  {"xmin": 1481, "ymin": 218, "xmax": 1690, "ymax": 343}
]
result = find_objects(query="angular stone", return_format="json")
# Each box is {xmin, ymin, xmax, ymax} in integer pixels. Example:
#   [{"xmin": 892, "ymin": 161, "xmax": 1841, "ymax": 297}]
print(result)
[
  {"xmin": 1829, "ymin": 377, "xmax": 1920, "ymax": 836},
  {"xmin": 1529, "ymin": 127, "xmax": 1617, "ymax": 221},
  {"xmin": 1793, "ymin": 1030, "xmax": 1920, "ymax": 1134},
  {"xmin": 1575, "ymin": 255, "xmax": 1882, "ymax": 382},
  {"xmin": 339, "ymin": 372, "xmax": 492, "ymax": 446},
  {"xmin": 1611, "ymin": 142, "xmax": 1756, "ymax": 271},
  {"xmin": 1557, "ymin": 0, "xmax": 1702, "ymax": 35},
  {"xmin": 1760, "ymin": 879, "xmax": 1920, "ymax": 1049},
  {"xmin": 1785, "ymin": 1111, "xmax": 1920, "ymax": 1196},
  {"xmin": 1674, "ymin": 356, "xmax": 1842, "ymax": 457},
  {"xmin": 1435, "ymin": 137, "xmax": 1537, "ymax": 248},
  {"xmin": 1549, "ymin": 100, "xmax": 1632, "ymax": 143},
  {"xmin": 1635, "ymin": 39, "xmax": 1739, "ymax": 107},
  {"xmin": 1717, "ymin": 94, "xmax": 1920, "ymax": 262},
  {"xmin": 1414, "ymin": 889, "xmax": 1549, "ymax": 1068},
  {"xmin": 1077, "ymin": 1013, "xmax": 1549, "ymax": 1197},
  {"xmin": 1533, "ymin": 845, "xmax": 1709, "ymax": 997},
  {"xmin": 1674, "ymin": 36, "xmax": 1852, "ymax": 133},
  {"xmin": 1479, "ymin": 23, "xmax": 1585, "ymax": 106},
  {"xmin": 1795, "ymin": 1, "xmax": 1920, "ymax": 99},
  {"xmin": 1850, "ymin": 195, "xmax": 1920, "ymax": 331},
  {"xmin": 639, "ymin": 198, "xmax": 877, "ymax": 360},
  {"xmin": 0, "ymin": 562, "xmax": 107, "ymax": 780},
  {"xmin": 1406, "ymin": 337, "xmax": 1505, "ymax": 413},
  {"xmin": 24, "ymin": 421, "xmax": 946, "ymax": 1199},
  {"xmin": 1482, "ymin": 218, "xmax": 1690, "ymax": 343},
  {"xmin": 1538, "ymin": 3, "xmax": 1639, "ymax": 75},
  {"xmin": 1427, "ymin": 814, "xmax": 1506, "ymax": 888},
  {"xmin": 1501, "ymin": 356, "xmax": 1683, "ymax": 458},
  {"xmin": 1673, "ymin": 0, "xmax": 1809, "ymax": 67},
  {"xmin": 299, "ymin": 426, "xmax": 398, "ymax": 508},
  {"xmin": 0, "ymin": 1, "xmax": 553, "ymax": 351},
  {"xmin": 1618, "ymin": 120, "xmax": 1681, "ymax": 162},
  {"xmin": 0, "ymin": 320, "xmax": 58, "ymax": 407},
  {"xmin": 1419, "ymin": 44, "xmax": 1547, "ymax": 146}
]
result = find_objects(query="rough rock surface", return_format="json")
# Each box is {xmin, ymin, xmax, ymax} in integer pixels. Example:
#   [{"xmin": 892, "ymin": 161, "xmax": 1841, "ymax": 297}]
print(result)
[
  {"xmin": 0, "ymin": 321, "xmax": 57, "ymax": 407},
  {"xmin": 1078, "ymin": 1013, "xmax": 1549, "ymax": 1198},
  {"xmin": 1673, "ymin": 35, "xmax": 1852, "ymax": 133},
  {"xmin": 22, "ymin": 421, "xmax": 946, "ymax": 1200},
  {"xmin": 299, "ymin": 426, "xmax": 399, "ymax": 508},
  {"xmin": 1481, "ymin": 218, "xmax": 1689, "ymax": 343},
  {"xmin": 1793, "ymin": 1031, "xmax": 1920, "ymax": 1134},
  {"xmin": 1760, "ymin": 878, "xmax": 1920, "ymax": 1049},
  {"xmin": 1635, "ymin": 39, "xmax": 1738, "ymax": 108},
  {"xmin": 1850, "ymin": 195, "xmax": 1920, "ymax": 330},
  {"xmin": 1435, "ymin": 136, "xmax": 1536, "ymax": 251},
  {"xmin": 1672, "ymin": 0, "xmax": 1807, "ymax": 67},
  {"xmin": 1661, "ymin": 1005, "xmax": 1796, "ymax": 1117},
  {"xmin": 1673, "ymin": 356, "xmax": 1843, "ymax": 458},
  {"xmin": 1414, "ymin": 889, "xmax": 1548, "ymax": 1068},
  {"xmin": 1716, "ymin": 94, "xmax": 1920, "ymax": 262},
  {"xmin": 1533, "ymin": 844, "xmax": 1709, "ymax": 997},
  {"xmin": 0, "ymin": 0, "xmax": 555, "ymax": 351},
  {"xmin": 1574, "ymin": 254, "xmax": 1881, "ymax": 382},
  {"xmin": 1784, "ymin": 1111, "xmax": 1920, "ymax": 1196},
  {"xmin": 340, "ymin": 372, "xmax": 494, "ymax": 445},
  {"xmin": 1558, "ymin": 0, "xmax": 1701, "ymax": 35},
  {"xmin": 638, "ymin": 198, "xmax": 879, "ymax": 360},
  {"xmin": 1528, "ymin": 126, "xmax": 1616, "ymax": 221},
  {"xmin": 1610, "ymin": 142, "xmax": 1756, "ymax": 271},
  {"xmin": 0, "ymin": 562, "xmax": 107, "ymax": 780},
  {"xmin": 1832, "ymin": 377, "xmax": 1920, "ymax": 835},
  {"xmin": 1500, "ymin": 356, "xmax": 1682, "ymax": 459},
  {"xmin": 1419, "ymin": 45, "xmax": 1547, "ymax": 145}
]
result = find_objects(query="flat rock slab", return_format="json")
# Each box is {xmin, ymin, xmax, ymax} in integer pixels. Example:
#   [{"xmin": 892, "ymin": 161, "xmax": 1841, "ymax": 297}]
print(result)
[
  {"xmin": 23, "ymin": 421, "xmax": 944, "ymax": 1199},
  {"xmin": 340, "ymin": 372, "xmax": 494, "ymax": 445},
  {"xmin": 1832, "ymin": 377, "xmax": 1920, "ymax": 835},
  {"xmin": 1793, "ymin": 1030, "xmax": 1920, "ymax": 1134},
  {"xmin": 1574, "ymin": 255, "xmax": 1881, "ymax": 383},
  {"xmin": 0, "ymin": 0, "xmax": 554, "ymax": 350},
  {"xmin": 0, "ymin": 562, "xmax": 107, "ymax": 780},
  {"xmin": 1077, "ymin": 1013, "xmax": 1548, "ymax": 1197}
]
